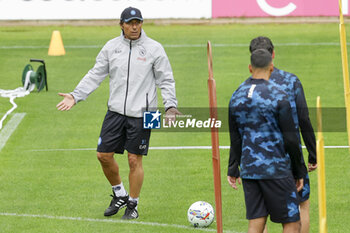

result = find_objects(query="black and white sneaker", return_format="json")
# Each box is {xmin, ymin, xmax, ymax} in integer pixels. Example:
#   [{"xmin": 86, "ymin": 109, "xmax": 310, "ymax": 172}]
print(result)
[
  {"xmin": 104, "ymin": 194, "xmax": 129, "ymax": 217},
  {"xmin": 122, "ymin": 201, "xmax": 139, "ymax": 220}
]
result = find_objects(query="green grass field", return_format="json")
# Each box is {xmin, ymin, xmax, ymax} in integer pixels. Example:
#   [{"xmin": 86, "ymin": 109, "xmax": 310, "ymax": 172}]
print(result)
[{"xmin": 1, "ymin": 22, "xmax": 350, "ymax": 233}]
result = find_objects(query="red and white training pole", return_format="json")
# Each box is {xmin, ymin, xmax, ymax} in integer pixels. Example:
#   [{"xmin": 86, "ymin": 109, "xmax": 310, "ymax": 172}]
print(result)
[{"xmin": 207, "ymin": 41, "xmax": 223, "ymax": 233}]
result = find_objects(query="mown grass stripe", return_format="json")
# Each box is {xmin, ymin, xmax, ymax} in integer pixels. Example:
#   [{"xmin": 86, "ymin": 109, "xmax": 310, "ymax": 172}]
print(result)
[
  {"xmin": 0, "ymin": 212, "xmax": 241, "ymax": 233},
  {"xmin": 0, "ymin": 113, "xmax": 26, "ymax": 152}
]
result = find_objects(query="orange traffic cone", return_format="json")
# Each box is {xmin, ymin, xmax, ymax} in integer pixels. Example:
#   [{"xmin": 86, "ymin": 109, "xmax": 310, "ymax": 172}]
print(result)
[{"xmin": 48, "ymin": 30, "xmax": 66, "ymax": 56}]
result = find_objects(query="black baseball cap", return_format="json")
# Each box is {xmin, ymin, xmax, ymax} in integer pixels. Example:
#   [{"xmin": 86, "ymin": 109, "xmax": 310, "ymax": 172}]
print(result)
[{"xmin": 120, "ymin": 7, "xmax": 143, "ymax": 23}]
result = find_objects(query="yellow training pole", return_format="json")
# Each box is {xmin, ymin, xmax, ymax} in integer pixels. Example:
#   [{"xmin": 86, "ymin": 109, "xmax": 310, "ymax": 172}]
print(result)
[
  {"xmin": 338, "ymin": 0, "xmax": 350, "ymax": 150},
  {"xmin": 316, "ymin": 96, "xmax": 327, "ymax": 233}
]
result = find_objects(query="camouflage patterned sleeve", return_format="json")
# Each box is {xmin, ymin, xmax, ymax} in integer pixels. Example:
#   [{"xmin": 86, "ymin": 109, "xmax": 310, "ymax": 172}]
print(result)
[
  {"xmin": 227, "ymin": 104, "xmax": 241, "ymax": 178},
  {"xmin": 278, "ymin": 99, "xmax": 307, "ymax": 179},
  {"xmin": 294, "ymin": 79, "xmax": 317, "ymax": 164}
]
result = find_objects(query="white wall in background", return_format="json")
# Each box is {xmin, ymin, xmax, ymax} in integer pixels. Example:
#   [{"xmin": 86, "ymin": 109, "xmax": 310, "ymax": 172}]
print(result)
[{"xmin": 0, "ymin": 0, "xmax": 212, "ymax": 20}]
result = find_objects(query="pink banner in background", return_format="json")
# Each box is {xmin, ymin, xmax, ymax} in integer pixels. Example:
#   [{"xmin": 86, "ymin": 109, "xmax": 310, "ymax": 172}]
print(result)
[{"xmin": 212, "ymin": 0, "xmax": 346, "ymax": 18}]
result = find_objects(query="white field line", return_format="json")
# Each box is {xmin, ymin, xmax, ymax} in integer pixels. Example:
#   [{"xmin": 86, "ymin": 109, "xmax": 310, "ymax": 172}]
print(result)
[
  {"xmin": 0, "ymin": 113, "xmax": 25, "ymax": 152},
  {"xmin": 0, "ymin": 212, "xmax": 241, "ymax": 233},
  {"xmin": 0, "ymin": 42, "xmax": 344, "ymax": 49},
  {"xmin": 29, "ymin": 145, "xmax": 349, "ymax": 152}
]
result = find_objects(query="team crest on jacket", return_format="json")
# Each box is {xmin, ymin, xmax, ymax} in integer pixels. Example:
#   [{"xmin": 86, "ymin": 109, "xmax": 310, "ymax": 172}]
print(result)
[
  {"xmin": 115, "ymin": 47, "xmax": 122, "ymax": 54},
  {"xmin": 139, "ymin": 46, "xmax": 147, "ymax": 57}
]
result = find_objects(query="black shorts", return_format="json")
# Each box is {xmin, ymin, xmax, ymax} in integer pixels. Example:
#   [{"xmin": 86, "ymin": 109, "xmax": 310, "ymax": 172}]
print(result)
[
  {"xmin": 242, "ymin": 177, "xmax": 300, "ymax": 223},
  {"xmin": 299, "ymin": 173, "xmax": 310, "ymax": 202},
  {"xmin": 97, "ymin": 110, "xmax": 151, "ymax": 155}
]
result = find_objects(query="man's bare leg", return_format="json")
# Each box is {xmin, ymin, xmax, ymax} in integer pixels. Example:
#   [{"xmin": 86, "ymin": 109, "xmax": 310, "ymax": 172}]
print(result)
[
  {"xmin": 282, "ymin": 221, "xmax": 301, "ymax": 233},
  {"xmin": 120, "ymin": 153, "xmax": 144, "ymax": 219},
  {"xmin": 300, "ymin": 200, "xmax": 310, "ymax": 233},
  {"xmin": 248, "ymin": 217, "xmax": 267, "ymax": 233},
  {"xmin": 263, "ymin": 223, "xmax": 268, "ymax": 233},
  {"xmin": 98, "ymin": 152, "xmax": 129, "ymax": 217},
  {"xmin": 97, "ymin": 152, "xmax": 121, "ymax": 185},
  {"xmin": 128, "ymin": 153, "xmax": 144, "ymax": 199}
]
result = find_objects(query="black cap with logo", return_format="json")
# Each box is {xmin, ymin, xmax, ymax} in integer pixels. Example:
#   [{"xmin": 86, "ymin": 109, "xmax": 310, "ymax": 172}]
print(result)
[{"xmin": 120, "ymin": 7, "xmax": 143, "ymax": 23}]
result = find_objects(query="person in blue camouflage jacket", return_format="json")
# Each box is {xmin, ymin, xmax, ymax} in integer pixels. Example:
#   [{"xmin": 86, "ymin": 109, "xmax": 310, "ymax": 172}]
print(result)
[
  {"xmin": 227, "ymin": 49, "xmax": 307, "ymax": 233},
  {"xmin": 249, "ymin": 36, "xmax": 317, "ymax": 233}
]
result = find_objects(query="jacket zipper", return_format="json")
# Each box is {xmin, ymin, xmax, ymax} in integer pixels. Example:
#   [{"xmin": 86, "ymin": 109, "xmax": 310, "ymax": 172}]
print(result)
[
  {"xmin": 124, "ymin": 41, "xmax": 132, "ymax": 115},
  {"xmin": 146, "ymin": 93, "xmax": 149, "ymax": 111}
]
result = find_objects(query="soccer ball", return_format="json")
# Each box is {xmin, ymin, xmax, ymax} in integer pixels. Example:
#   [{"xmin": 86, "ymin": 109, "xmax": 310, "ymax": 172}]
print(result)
[{"xmin": 187, "ymin": 201, "xmax": 215, "ymax": 227}]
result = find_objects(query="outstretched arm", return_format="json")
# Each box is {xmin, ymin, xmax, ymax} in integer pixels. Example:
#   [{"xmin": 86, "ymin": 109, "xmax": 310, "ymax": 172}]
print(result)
[
  {"xmin": 70, "ymin": 45, "xmax": 109, "ymax": 103},
  {"xmin": 56, "ymin": 45, "xmax": 109, "ymax": 112},
  {"xmin": 227, "ymin": 104, "xmax": 242, "ymax": 179},
  {"xmin": 278, "ymin": 99, "xmax": 307, "ymax": 179},
  {"xmin": 227, "ymin": 107, "xmax": 242, "ymax": 191},
  {"xmin": 295, "ymin": 80, "xmax": 317, "ymax": 167},
  {"xmin": 56, "ymin": 93, "xmax": 76, "ymax": 111}
]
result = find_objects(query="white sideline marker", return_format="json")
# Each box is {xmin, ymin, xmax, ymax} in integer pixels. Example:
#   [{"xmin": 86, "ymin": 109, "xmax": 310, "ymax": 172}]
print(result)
[
  {"xmin": 0, "ymin": 212, "xmax": 241, "ymax": 233},
  {"xmin": 0, "ymin": 113, "xmax": 26, "ymax": 152}
]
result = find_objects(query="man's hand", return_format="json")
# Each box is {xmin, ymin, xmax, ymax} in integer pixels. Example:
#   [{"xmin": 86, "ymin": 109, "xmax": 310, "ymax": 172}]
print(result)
[
  {"xmin": 164, "ymin": 107, "xmax": 181, "ymax": 124},
  {"xmin": 227, "ymin": 176, "xmax": 241, "ymax": 190},
  {"xmin": 308, "ymin": 163, "xmax": 317, "ymax": 172},
  {"xmin": 295, "ymin": 178, "xmax": 304, "ymax": 192},
  {"xmin": 56, "ymin": 93, "xmax": 76, "ymax": 111}
]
